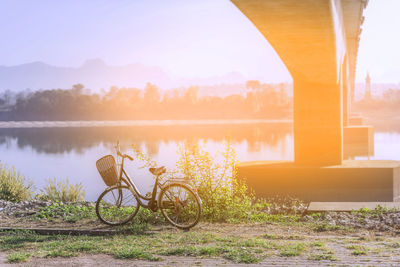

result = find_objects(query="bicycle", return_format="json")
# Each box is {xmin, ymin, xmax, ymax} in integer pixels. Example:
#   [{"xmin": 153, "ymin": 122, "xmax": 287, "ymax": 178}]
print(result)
[{"xmin": 95, "ymin": 141, "xmax": 202, "ymax": 230}]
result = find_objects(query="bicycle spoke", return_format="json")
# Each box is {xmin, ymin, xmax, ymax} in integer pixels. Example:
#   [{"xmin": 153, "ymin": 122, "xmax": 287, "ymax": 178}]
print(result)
[
  {"xmin": 111, "ymin": 190, "xmax": 117, "ymax": 204},
  {"xmin": 160, "ymin": 184, "xmax": 201, "ymax": 229},
  {"xmin": 96, "ymin": 185, "xmax": 139, "ymax": 226}
]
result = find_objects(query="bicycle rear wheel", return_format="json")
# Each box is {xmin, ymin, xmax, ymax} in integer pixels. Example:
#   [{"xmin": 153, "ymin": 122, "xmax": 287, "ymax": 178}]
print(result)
[
  {"xmin": 159, "ymin": 183, "xmax": 201, "ymax": 230},
  {"xmin": 96, "ymin": 185, "xmax": 140, "ymax": 226}
]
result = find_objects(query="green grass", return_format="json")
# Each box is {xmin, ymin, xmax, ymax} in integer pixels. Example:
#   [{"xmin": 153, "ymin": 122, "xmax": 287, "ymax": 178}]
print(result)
[
  {"xmin": 198, "ymin": 246, "xmax": 225, "ymax": 256},
  {"xmin": 311, "ymin": 241, "xmax": 324, "ymax": 247},
  {"xmin": 161, "ymin": 246, "xmax": 199, "ymax": 256},
  {"xmin": 7, "ymin": 252, "xmax": 31, "ymax": 263},
  {"xmin": 312, "ymin": 223, "xmax": 340, "ymax": 232},
  {"xmin": 0, "ymin": 230, "xmax": 272, "ymax": 264},
  {"xmin": 346, "ymin": 245, "xmax": 368, "ymax": 256},
  {"xmin": 35, "ymin": 202, "xmax": 96, "ymax": 221},
  {"xmin": 352, "ymin": 206, "xmax": 399, "ymax": 217},
  {"xmin": 308, "ymin": 253, "xmax": 337, "ymax": 261},
  {"xmin": 262, "ymin": 234, "xmax": 280, "ymax": 240},
  {"xmin": 0, "ymin": 230, "xmax": 62, "ymax": 251},
  {"xmin": 0, "ymin": 226, "xmax": 383, "ymax": 264},
  {"xmin": 279, "ymin": 243, "xmax": 307, "ymax": 257},
  {"xmin": 45, "ymin": 249, "xmax": 77, "ymax": 258},
  {"xmin": 223, "ymin": 248, "xmax": 261, "ymax": 263},
  {"xmin": 237, "ymin": 239, "xmax": 268, "ymax": 248},
  {"xmin": 247, "ymin": 214, "xmax": 301, "ymax": 224},
  {"xmin": 161, "ymin": 245, "xmax": 228, "ymax": 257},
  {"xmin": 116, "ymin": 221, "xmax": 150, "ymax": 235},
  {"xmin": 159, "ymin": 244, "xmax": 263, "ymax": 263},
  {"xmin": 114, "ymin": 247, "xmax": 161, "ymax": 261},
  {"xmin": 346, "ymin": 244, "xmax": 365, "ymax": 250},
  {"xmin": 311, "ymin": 212, "xmax": 323, "ymax": 219},
  {"xmin": 65, "ymin": 241, "xmax": 98, "ymax": 252},
  {"xmin": 383, "ymin": 242, "xmax": 400, "ymax": 248},
  {"xmin": 351, "ymin": 249, "xmax": 367, "ymax": 256}
]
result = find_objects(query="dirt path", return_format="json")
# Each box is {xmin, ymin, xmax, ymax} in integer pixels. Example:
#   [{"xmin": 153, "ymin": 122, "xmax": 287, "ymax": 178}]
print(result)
[{"xmin": 1, "ymin": 252, "xmax": 399, "ymax": 266}]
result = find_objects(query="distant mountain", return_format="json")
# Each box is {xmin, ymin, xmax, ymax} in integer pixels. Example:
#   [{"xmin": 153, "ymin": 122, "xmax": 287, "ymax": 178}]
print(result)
[{"xmin": 0, "ymin": 59, "xmax": 247, "ymax": 92}]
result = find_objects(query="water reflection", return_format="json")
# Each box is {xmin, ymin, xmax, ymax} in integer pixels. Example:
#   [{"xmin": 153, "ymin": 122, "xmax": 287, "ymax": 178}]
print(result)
[
  {"xmin": 0, "ymin": 123, "xmax": 292, "ymax": 155},
  {"xmin": 0, "ymin": 123, "xmax": 293, "ymax": 200}
]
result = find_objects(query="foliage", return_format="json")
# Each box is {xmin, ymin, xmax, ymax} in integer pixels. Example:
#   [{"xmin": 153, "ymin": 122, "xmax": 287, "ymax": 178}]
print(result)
[
  {"xmin": 131, "ymin": 144, "xmax": 157, "ymax": 169},
  {"xmin": 308, "ymin": 254, "xmax": 337, "ymax": 261},
  {"xmin": 172, "ymin": 142, "xmax": 305, "ymax": 222},
  {"xmin": 224, "ymin": 248, "xmax": 260, "ymax": 263},
  {"xmin": 0, "ymin": 228, "xmax": 388, "ymax": 264},
  {"xmin": 160, "ymin": 245, "xmax": 261, "ymax": 263},
  {"xmin": 7, "ymin": 252, "xmax": 30, "ymax": 263},
  {"xmin": 132, "ymin": 141, "xmax": 251, "ymax": 222},
  {"xmin": 34, "ymin": 202, "xmax": 151, "ymax": 233},
  {"xmin": 346, "ymin": 245, "xmax": 368, "ymax": 256},
  {"xmin": 132, "ymin": 141, "xmax": 305, "ymax": 223},
  {"xmin": 0, "ymin": 230, "xmax": 271, "ymax": 263},
  {"xmin": 279, "ymin": 243, "xmax": 307, "ymax": 257},
  {"xmin": 113, "ymin": 247, "xmax": 161, "ymax": 261},
  {"xmin": 312, "ymin": 223, "xmax": 340, "ymax": 232},
  {"xmin": 41, "ymin": 178, "xmax": 85, "ymax": 202},
  {"xmin": 173, "ymin": 141, "xmax": 253, "ymax": 222},
  {"xmin": 352, "ymin": 205, "xmax": 399, "ymax": 216},
  {"xmin": 0, "ymin": 82, "xmax": 292, "ymax": 121},
  {"xmin": 0, "ymin": 163, "xmax": 33, "ymax": 202},
  {"xmin": 119, "ymin": 221, "xmax": 150, "ymax": 235},
  {"xmin": 35, "ymin": 202, "xmax": 95, "ymax": 221}
]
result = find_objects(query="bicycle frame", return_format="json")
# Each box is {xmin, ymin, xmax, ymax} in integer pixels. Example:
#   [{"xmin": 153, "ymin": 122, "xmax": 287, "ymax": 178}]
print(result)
[{"xmin": 117, "ymin": 155, "xmax": 162, "ymax": 209}]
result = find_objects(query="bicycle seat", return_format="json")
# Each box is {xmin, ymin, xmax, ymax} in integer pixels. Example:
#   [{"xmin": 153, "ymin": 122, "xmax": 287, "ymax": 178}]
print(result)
[{"xmin": 149, "ymin": 166, "xmax": 166, "ymax": 176}]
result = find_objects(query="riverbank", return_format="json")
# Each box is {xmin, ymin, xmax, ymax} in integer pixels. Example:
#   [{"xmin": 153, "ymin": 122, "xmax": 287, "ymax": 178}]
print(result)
[
  {"xmin": 1, "ymin": 200, "xmax": 400, "ymax": 265},
  {"xmin": 1, "ymin": 115, "xmax": 399, "ymax": 132},
  {"xmin": 0, "ymin": 119, "xmax": 292, "ymax": 129},
  {"xmin": 2, "ymin": 200, "xmax": 400, "ymax": 232}
]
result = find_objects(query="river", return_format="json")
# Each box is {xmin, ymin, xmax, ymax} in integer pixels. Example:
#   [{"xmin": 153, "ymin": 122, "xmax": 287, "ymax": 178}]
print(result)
[{"xmin": 0, "ymin": 120, "xmax": 398, "ymax": 200}]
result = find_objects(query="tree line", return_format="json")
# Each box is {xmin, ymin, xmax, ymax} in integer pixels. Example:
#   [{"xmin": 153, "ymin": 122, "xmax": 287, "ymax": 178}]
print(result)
[{"xmin": 0, "ymin": 82, "xmax": 292, "ymax": 121}]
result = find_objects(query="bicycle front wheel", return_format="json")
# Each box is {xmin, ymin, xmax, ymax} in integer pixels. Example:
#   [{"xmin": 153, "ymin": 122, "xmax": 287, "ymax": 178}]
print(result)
[
  {"xmin": 96, "ymin": 185, "xmax": 140, "ymax": 226},
  {"xmin": 159, "ymin": 183, "xmax": 201, "ymax": 230}
]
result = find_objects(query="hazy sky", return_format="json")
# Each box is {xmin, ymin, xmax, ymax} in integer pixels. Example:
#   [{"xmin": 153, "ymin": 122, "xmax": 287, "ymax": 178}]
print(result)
[
  {"xmin": 0, "ymin": 0, "xmax": 399, "ymax": 83},
  {"xmin": 357, "ymin": 0, "xmax": 400, "ymax": 83}
]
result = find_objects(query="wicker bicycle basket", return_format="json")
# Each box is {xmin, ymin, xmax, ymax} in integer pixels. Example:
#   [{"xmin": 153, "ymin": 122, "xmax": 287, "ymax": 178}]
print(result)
[{"xmin": 96, "ymin": 155, "xmax": 119, "ymax": 186}]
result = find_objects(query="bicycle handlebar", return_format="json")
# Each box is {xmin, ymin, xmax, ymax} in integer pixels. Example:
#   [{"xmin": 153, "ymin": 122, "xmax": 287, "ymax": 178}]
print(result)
[
  {"xmin": 116, "ymin": 141, "xmax": 134, "ymax": 161},
  {"xmin": 124, "ymin": 154, "xmax": 134, "ymax": 161}
]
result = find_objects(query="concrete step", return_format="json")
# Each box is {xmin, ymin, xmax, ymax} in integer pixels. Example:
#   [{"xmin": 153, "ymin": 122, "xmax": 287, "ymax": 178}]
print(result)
[
  {"xmin": 0, "ymin": 227, "xmax": 147, "ymax": 236},
  {"xmin": 308, "ymin": 202, "xmax": 400, "ymax": 212}
]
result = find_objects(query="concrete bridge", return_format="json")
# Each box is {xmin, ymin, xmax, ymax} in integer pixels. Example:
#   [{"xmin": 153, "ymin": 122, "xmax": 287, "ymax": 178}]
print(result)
[{"xmin": 232, "ymin": 0, "xmax": 400, "ymax": 202}]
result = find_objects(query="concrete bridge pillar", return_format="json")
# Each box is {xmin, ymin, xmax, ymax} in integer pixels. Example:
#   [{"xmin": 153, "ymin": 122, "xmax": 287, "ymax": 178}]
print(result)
[
  {"xmin": 294, "ymin": 78, "xmax": 342, "ymax": 165},
  {"xmin": 232, "ymin": 0, "xmax": 400, "ymax": 202},
  {"xmin": 232, "ymin": 0, "xmax": 345, "ymax": 166}
]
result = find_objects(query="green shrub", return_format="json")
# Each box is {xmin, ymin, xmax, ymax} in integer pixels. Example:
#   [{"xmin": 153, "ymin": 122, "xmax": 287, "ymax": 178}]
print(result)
[
  {"xmin": 41, "ymin": 178, "xmax": 85, "ymax": 202},
  {"xmin": 173, "ymin": 141, "xmax": 254, "ymax": 222},
  {"xmin": 131, "ymin": 141, "xmax": 305, "ymax": 223},
  {"xmin": 0, "ymin": 163, "xmax": 33, "ymax": 202},
  {"xmin": 133, "ymin": 141, "xmax": 256, "ymax": 222}
]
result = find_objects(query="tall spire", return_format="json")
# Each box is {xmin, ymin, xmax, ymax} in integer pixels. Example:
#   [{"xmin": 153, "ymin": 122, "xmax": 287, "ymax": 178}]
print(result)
[{"xmin": 365, "ymin": 71, "xmax": 371, "ymax": 100}]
